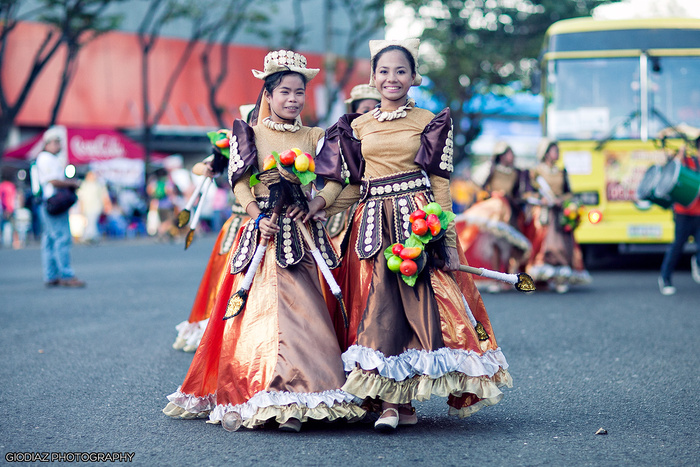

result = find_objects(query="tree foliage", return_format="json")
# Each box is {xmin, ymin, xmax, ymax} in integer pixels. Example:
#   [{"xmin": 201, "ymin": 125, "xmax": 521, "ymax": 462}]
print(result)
[
  {"xmin": 0, "ymin": 0, "xmax": 123, "ymax": 159},
  {"xmin": 400, "ymin": 0, "xmax": 621, "ymax": 163},
  {"xmin": 200, "ymin": 0, "xmax": 271, "ymax": 127}
]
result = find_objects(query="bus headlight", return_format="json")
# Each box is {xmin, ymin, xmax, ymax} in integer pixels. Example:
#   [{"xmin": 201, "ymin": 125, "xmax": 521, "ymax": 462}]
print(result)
[{"xmin": 588, "ymin": 209, "xmax": 603, "ymax": 224}]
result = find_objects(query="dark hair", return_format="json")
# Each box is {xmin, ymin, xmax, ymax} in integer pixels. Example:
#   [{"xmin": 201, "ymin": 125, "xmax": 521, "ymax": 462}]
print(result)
[
  {"xmin": 351, "ymin": 98, "xmax": 380, "ymax": 113},
  {"xmin": 371, "ymin": 45, "xmax": 416, "ymax": 76},
  {"xmin": 264, "ymin": 70, "xmax": 307, "ymax": 94}
]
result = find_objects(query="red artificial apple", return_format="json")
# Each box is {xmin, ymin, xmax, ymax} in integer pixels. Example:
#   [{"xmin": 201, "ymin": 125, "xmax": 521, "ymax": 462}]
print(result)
[
  {"xmin": 400, "ymin": 259, "xmax": 418, "ymax": 276},
  {"xmin": 412, "ymin": 218, "xmax": 428, "ymax": 236},
  {"xmin": 279, "ymin": 149, "xmax": 296, "ymax": 166}
]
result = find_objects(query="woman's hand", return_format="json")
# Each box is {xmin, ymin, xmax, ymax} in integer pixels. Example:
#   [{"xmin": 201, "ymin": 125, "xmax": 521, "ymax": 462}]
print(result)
[
  {"xmin": 441, "ymin": 246, "xmax": 461, "ymax": 272},
  {"xmin": 303, "ymin": 196, "xmax": 327, "ymax": 223},
  {"xmin": 258, "ymin": 216, "xmax": 279, "ymax": 238},
  {"xmin": 286, "ymin": 205, "xmax": 307, "ymax": 222},
  {"xmin": 192, "ymin": 161, "xmax": 216, "ymax": 178}
]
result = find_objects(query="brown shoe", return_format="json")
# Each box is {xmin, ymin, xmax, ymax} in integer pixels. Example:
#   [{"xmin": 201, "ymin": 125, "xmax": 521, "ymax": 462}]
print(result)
[{"xmin": 60, "ymin": 277, "xmax": 86, "ymax": 288}]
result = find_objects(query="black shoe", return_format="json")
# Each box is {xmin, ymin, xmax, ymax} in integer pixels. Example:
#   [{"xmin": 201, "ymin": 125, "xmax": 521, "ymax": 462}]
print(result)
[{"xmin": 45, "ymin": 279, "xmax": 60, "ymax": 288}]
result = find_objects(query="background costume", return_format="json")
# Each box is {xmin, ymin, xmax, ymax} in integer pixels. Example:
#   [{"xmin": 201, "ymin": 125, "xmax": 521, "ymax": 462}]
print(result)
[
  {"xmin": 526, "ymin": 141, "xmax": 591, "ymax": 290},
  {"xmin": 456, "ymin": 144, "xmax": 531, "ymax": 292},
  {"xmin": 172, "ymin": 202, "xmax": 249, "ymax": 352}
]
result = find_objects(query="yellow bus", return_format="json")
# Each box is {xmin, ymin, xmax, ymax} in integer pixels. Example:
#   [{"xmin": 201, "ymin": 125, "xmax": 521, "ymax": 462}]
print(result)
[{"xmin": 540, "ymin": 17, "xmax": 700, "ymax": 254}]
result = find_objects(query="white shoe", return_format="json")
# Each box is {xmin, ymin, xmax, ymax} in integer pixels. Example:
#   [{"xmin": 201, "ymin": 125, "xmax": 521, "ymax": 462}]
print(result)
[
  {"xmin": 172, "ymin": 337, "xmax": 187, "ymax": 350},
  {"xmin": 374, "ymin": 408, "xmax": 399, "ymax": 432},
  {"xmin": 658, "ymin": 277, "xmax": 676, "ymax": 296},
  {"xmin": 278, "ymin": 418, "xmax": 302, "ymax": 433},
  {"xmin": 555, "ymin": 283, "xmax": 569, "ymax": 294},
  {"xmin": 691, "ymin": 255, "xmax": 700, "ymax": 284}
]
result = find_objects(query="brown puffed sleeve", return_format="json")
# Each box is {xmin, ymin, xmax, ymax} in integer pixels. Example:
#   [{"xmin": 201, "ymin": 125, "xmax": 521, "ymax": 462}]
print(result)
[
  {"xmin": 227, "ymin": 119, "xmax": 258, "ymax": 190},
  {"xmin": 317, "ymin": 113, "xmax": 364, "ymax": 185},
  {"xmin": 414, "ymin": 108, "xmax": 454, "ymax": 180}
]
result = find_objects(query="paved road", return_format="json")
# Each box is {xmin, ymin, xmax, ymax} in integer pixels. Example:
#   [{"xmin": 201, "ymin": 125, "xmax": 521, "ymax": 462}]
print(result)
[{"xmin": 1, "ymin": 237, "xmax": 698, "ymax": 466}]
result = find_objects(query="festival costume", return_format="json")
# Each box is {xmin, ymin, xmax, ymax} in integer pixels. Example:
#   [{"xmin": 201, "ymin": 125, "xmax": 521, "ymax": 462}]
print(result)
[
  {"xmin": 456, "ymin": 163, "xmax": 531, "ymax": 291},
  {"xmin": 164, "ymin": 63, "xmax": 365, "ymax": 427},
  {"xmin": 526, "ymin": 162, "xmax": 591, "ymax": 287},
  {"xmin": 173, "ymin": 203, "xmax": 250, "ymax": 352},
  {"xmin": 320, "ymin": 104, "xmax": 512, "ymax": 418}
]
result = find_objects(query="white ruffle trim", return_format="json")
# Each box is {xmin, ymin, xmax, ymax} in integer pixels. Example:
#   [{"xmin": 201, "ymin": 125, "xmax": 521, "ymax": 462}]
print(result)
[
  {"xmin": 456, "ymin": 213, "xmax": 532, "ymax": 254},
  {"xmin": 527, "ymin": 264, "xmax": 592, "ymax": 285},
  {"xmin": 166, "ymin": 387, "xmax": 216, "ymax": 414},
  {"xmin": 342, "ymin": 345, "xmax": 509, "ymax": 382},
  {"xmin": 172, "ymin": 318, "xmax": 209, "ymax": 352},
  {"xmin": 208, "ymin": 389, "xmax": 362, "ymax": 422}
]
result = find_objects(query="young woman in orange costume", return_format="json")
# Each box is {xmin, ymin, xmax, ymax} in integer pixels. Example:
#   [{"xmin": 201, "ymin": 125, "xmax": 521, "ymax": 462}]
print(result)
[
  {"xmin": 163, "ymin": 50, "xmax": 365, "ymax": 432},
  {"xmin": 455, "ymin": 142, "xmax": 532, "ymax": 293},
  {"xmin": 315, "ymin": 39, "xmax": 512, "ymax": 432},
  {"xmin": 171, "ymin": 107, "xmax": 255, "ymax": 352}
]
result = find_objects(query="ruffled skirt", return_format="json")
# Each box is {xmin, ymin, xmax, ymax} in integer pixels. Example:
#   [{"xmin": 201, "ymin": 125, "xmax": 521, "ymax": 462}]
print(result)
[
  {"xmin": 332, "ymin": 190, "xmax": 512, "ymax": 417},
  {"xmin": 164, "ymin": 219, "xmax": 365, "ymax": 428},
  {"xmin": 173, "ymin": 213, "xmax": 248, "ymax": 352},
  {"xmin": 525, "ymin": 205, "xmax": 592, "ymax": 287},
  {"xmin": 455, "ymin": 195, "xmax": 531, "ymax": 291}
]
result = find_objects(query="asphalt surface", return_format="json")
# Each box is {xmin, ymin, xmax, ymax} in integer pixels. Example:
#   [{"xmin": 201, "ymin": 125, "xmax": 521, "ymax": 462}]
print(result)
[{"xmin": 1, "ymin": 236, "xmax": 698, "ymax": 466}]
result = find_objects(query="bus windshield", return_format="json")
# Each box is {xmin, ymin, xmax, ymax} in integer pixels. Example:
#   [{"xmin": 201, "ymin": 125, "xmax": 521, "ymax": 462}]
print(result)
[{"xmin": 546, "ymin": 55, "xmax": 700, "ymax": 141}]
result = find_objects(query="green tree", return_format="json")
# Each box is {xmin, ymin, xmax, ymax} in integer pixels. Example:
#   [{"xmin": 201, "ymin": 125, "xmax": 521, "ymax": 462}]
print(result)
[
  {"xmin": 44, "ymin": 0, "xmax": 125, "ymax": 125},
  {"xmin": 136, "ymin": 0, "xmax": 224, "ymax": 183},
  {"xmin": 199, "ymin": 1, "xmax": 271, "ymax": 128},
  {"xmin": 0, "ymin": 0, "xmax": 123, "ymax": 160},
  {"xmin": 401, "ymin": 0, "xmax": 621, "ymax": 165}
]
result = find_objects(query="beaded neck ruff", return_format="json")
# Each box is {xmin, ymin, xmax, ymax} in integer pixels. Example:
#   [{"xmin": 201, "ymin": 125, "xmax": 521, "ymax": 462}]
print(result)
[
  {"xmin": 372, "ymin": 98, "xmax": 415, "ymax": 122},
  {"xmin": 262, "ymin": 116, "xmax": 302, "ymax": 132},
  {"xmin": 495, "ymin": 164, "xmax": 514, "ymax": 174}
]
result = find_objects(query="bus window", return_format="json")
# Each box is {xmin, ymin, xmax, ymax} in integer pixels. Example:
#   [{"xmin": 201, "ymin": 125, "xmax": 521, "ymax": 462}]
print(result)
[
  {"xmin": 648, "ymin": 56, "xmax": 700, "ymax": 136},
  {"xmin": 546, "ymin": 58, "xmax": 640, "ymax": 141}
]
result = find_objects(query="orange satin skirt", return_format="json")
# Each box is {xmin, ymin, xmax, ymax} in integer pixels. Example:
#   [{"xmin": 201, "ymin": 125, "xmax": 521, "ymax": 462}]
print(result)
[
  {"xmin": 525, "ymin": 205, "xmax": 591, "ymax": 287},
  {"xmin": 173, "ymin": 213, "xmax": 249, "ymax": 352},
  {"xmin": 332, "ymin": 192, "xmax": 512, "ymax": 418},
  {"xmin": 455, "ymin": 195, "xmax": 531, "ymax": 290},
  {"xmin": 166, "ymin": 220, "xmax": 365, "ymax": 428}
]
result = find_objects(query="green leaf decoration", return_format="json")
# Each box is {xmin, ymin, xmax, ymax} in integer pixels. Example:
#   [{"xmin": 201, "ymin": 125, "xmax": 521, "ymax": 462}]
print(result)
[
  {"xmin": 249, "ymin": 173, "xmax": 260, "ymax": 187},
  {"xmin": 383, "ymin": 245, "xmax": 396, "ymax": 261},
  {"xmin": 207, "ymin": 130, "xmax": 230, "ymax": 158},
  {"xmin": 405, "ymin": 233, "xmax": 427, "ymax": 247},
  {"xmin": 438, "ymin": 210, "xmax": 456, "ymax": 230},
  {"xmin": 293, "ymin": 167, "xmax": 317, "ymax": 186},
  {"xmin": 401, "ymin": 272, "xmax": 418, "ymax": 287},
  {"xmin": 272, "ymin": 151, "xmax": 317, "ymax": 186}
]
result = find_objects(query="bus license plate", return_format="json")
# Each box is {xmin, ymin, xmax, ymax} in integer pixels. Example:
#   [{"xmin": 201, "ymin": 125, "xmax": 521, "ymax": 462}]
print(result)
[{"xmin": 627, "ymin": 224, "xmax": 662, "ymax": 239}]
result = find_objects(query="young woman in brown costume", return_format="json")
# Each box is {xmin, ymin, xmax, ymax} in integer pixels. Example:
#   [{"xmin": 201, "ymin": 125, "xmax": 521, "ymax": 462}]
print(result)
[
  {"xmin": 163, "ymin": 50, "xmax": 365, "ymax": 432},
  {"xmin": 314, "ymin": 39, "xmax": 512, "ymax": 432}
]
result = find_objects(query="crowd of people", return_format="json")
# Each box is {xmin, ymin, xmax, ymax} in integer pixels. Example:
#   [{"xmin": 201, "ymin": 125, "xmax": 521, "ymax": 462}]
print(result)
[{"xmin": 0, "ymin": 153, "xmax": 235, "ymax": 251}]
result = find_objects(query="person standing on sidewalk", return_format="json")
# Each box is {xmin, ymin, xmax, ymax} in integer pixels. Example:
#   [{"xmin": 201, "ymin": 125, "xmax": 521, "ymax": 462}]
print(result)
[
  {"xmin": 35, "ymin": 128, "xmax": 85, "ymax": 288},
  {"xmin": 659, "ymin": 138, "xmax": 700, "ymax": 295}
]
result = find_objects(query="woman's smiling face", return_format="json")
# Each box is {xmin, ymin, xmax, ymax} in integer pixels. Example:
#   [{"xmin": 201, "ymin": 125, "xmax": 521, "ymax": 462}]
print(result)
[
  {"xmin": 266, "ymin": 74, "xmax": 306, "ymax": 122},
  {"xmin": 373, "ymin": 49, "xmax": 415, "ymax": 105}
]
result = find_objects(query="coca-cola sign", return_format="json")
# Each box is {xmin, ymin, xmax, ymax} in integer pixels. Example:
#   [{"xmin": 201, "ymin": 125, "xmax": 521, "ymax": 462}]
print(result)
[{"xmin": 70, "ymin": 134, "xmax": 127, "ymax": 161}]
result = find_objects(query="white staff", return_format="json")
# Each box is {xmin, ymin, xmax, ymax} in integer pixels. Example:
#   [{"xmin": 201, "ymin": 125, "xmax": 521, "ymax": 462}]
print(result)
[{"xmin": 184, "ymin": 177, "xmax": 213, "ymax": 250}]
